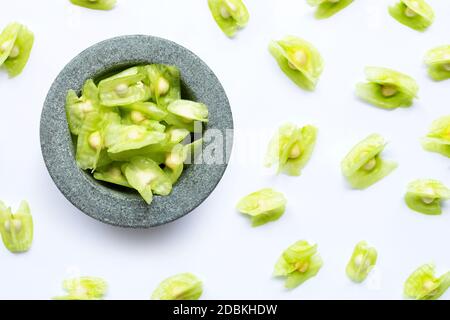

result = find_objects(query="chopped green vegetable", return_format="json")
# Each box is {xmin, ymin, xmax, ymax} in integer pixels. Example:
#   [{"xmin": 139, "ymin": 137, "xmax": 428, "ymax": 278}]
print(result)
[
  {"xmin": 70, "ymin": 0, "xmax": 116, "ymax": 10},
  {"xmin": 164, "ymin": 113, "xmax": 196, "ymax": 133},
  {"xmin": 167, "ymin": 127, "xmax": 191, "ymax": 145},
  {"xmin": 120, "ymin": 102, "xmax": 168, "ymax": 121},
  {"xmin": 147, "ymin": 64, "xmax": 181, "ymax": 107},
  {"xmin": 236, "ymin": 188, "xmax": 287, "ymax": 227},
  {"xmin": 341, "ymin": 134, "xmax": 397, "ymax": 189},
  {"xmin": 0, "ymin": 201, "xmax": 33, "ymax": 253},
  {"xmin": 307, "ymin": 0, "xmax": 354, "ymax": 19},
  {"xmin": 0, "ymin": 22, "xmax": 34, "ymax": 77},
  {"xmin": 98, "ymin": 66, "xmax": 151, "ymax": 107},
  {"xmin": 152, "ymin": 273, "xmax": 203, "ymax": 300},
  {"xmin": 54, "ymin": 277, "xmax": 108, "ymax": 300},
  {"xmin": 76, "ymin": 111, "xmax": 120, "ymax": 170},
  {"xmin": 389, "ymin": 0, "xmax": 434, "ymax": 32},
  {"xmin": 67, "ymin": 65, "xmax": 207, "ymax": 204},
  {"xmin": 0, "ymin": 23, "xmax": 20, "ymax": 66},
  {"xmin": 208, "ymin": 0, "xmax": 249, "ymax": 37},
  {"xmin": 269, "ymin": 36, "xmax": 324, "ymax": 91},
  {"xmin": 123, "ymin": 157, "xmax": 173, "ymax": 204},
  {"xmin": 424, "ymin": 45, "xmax": 450, "ymax": 81},
  {"xmin": 163, "ymin": 143, "xmax": 193, "ymax": 184},
  {"xmin": 66, "ymin": 80, "xmax": 101, "ymax": 136},
  {"xmin": 421, "ymin": 115, "xmax": 450, "ymax": 158},
  {"xmin": 167, "ymin": 100, "xmax": 209, "ymax": 123},
  {"xmin": 104, "ymin": 123, "xmax": 166, "ymax": 154},
  {"xmin": 120, "ymin": 111, "xmax": 166, "ymax": 133},
  {"xmin": 404, "ymin": 179, "xmax": 450, "ymax": 215},
  {"xmin": 356, "ymin": 67, "xmax": 419, "ymax": 110},
  {"xmin": 404, "ymin": 264, "xmax": 450, "ymax": 300},
  {"xmin": 274, "ymin": 240, "xmax": 323, "ymax": 289},
  {"xmin": 346, "ymin": 241, "xmax": 378, "ymax": 283},
  {"xmin": 94, "ymin": 162, "xmax": 132, "ymax": 188},
  {"xmin": 265, "ymin": 123, "xmax": 317, "ymax": 176}
]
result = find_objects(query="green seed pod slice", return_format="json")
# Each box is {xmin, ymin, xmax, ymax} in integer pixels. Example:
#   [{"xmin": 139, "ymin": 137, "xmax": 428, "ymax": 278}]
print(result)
[
  {"xmin": 167, "ymin": 100, "xmax": 209, "ymax": 122},
  {"xmin": 208, "ymin": 0, "xmax": 250, "ymax": 37},
  {"xmin": 105, "ymin": 124, "xmax": 166, "ymax": 154},
  {"xmin": 93, "ymin": 162, "xmax": 131, "ymax": 188},
  {"xmin": 404, "ymin": 264, "xmax": 450, "ymax": 300},
  {"xmin": 54, "ymin": 276, "xmax": 108, "ymax": 300},
  {"xmin": 147, "ymin": 64, "xmax": 181, "ymax": 107},
  {"xmin": 0, "ymin": 23, "xmax": 21, "ymax": 66},
  {"xmin": 307, "ymin": 0, "xmax": 355, "ymax": 19},
  {"xmin": 346, "ymin": 241, "xmax": 378, "ymax": 283},
  {"xmin": 236, "ymin": 188, "xmax": 287, "ymax": 227},
  {"xmin": 356, "ymin": 67, "xmax": 418, "ymax": 109},
  {"xmin": 265, "ymin": 123, "xmax": 317, "ymax": 176},
  {"xmin": 405, "ymin": 179, "xmax": 450, "ymax": 215},
  {"xmin": 269, "ymin": 36, "xmax": 324, "ymax": 91},
  {"xmin": 389, "ymin": 0, "xmax": 434, "ymax": 32},
  {"xmin": 341, "ymin": 134, "xmax": 397, "ymax": 189},
  {"xmin": 124, "ymin": 157, "xmax": 173, "ymax": 204},
  {"xmin": 3, "ymin": 24, "xmax": 34, "ymax": 77}
]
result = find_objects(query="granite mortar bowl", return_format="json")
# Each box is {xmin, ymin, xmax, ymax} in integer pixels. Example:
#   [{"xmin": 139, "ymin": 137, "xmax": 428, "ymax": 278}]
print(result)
[{"xmin": 40, "ymin": 35, "xmax": 233, "ymax": 228}]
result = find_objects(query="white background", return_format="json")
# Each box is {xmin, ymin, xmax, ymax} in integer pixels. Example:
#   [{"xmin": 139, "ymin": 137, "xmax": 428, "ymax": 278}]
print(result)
[{"xmin": 0, "ymin": 0, "xmax": 449, "ymax": 300}]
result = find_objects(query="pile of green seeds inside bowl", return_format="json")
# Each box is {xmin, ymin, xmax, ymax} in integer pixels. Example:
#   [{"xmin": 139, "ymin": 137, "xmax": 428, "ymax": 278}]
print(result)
[{"xmin": 65, "ymin": 65, "xmax": 207, "ymax": 204}]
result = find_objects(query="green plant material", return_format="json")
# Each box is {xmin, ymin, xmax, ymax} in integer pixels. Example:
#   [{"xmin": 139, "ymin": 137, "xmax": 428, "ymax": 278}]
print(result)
[
  {"xmin": 167, "ymin": 100, "xmax": 209, "ymax": 123},
  {"xmin": 167, "ymin": 127, "xmax": 191, "ymax": 145},
  {"xmin": 54, "ymin": 277, "xmax": 108, "ymax": 300},
  {"xmin": 98, "ymin": 66, "xmax": 151, "ymax": 107},
  {"xmin": 269, "ymin": 36, "xmax": 324, "ymax": 91},
  {"xmin": 147, "ymin": 64, "xmax": 181, "ymax": 107},
  {"xmin": 404, "ymin": 264, "xmax": 450, "ymax": 300},
  {"xmin": 120, "ymin": 102, "xmax": 168, "ymax": 121},
  {"xmin": 356, "ymin": 67, "xmax": 419, "ymax": 110},
  {"xmin": 0, "ymin": 23, "xmax": 20, "ymax": 66},
  {"xmin": 152, "ymin": 273, "xmax": 203, "ymax": 300},
  {"xmin": 389, "ymin": 0, "xmax": 434, "ymax": 32},
  {"xmin": 236, "ymin": 189, "xmax": 287, "ymax": 227},
  {"xmin": 265, "ymin": 123, "xmax": 317, "ymax": 176},
  {"xmin": 66, "ymin": 80, "xmax": 101, "ymax": 136},
  {"xmin": 184, "ymin": 138, "xmax": 204, "ymax": 165},
  {"xmin": 424, "ymin": 45, "xmax": 450, "ymax": 81},
  {"xmin": 93, "ymin": 162, "xmax": 132, "ymax": 188},
  {"xmin": 70, "ymin": 0, "xmax": 116, "ymax": 10},
  {"xmin": 163, "ymin": 141, "xmax": 202, "ymax": 184},
  {"xmin": 421, "ymin": 115, "xmax": 450, "ymax": 158},
  {"xmin": 404, "ymin": 179, "xmax": 450, "ymax": 215},
  {"xmin": 106, "ymin": 128, "xmax": 188, "ymax": 163},
  {"xmin": 274, "ymin": 240, "xmax": 323, "ymax": 289},
  {"xmin": 76, "ymin": 111, "xmax": 120, "ymax": 170},
  {"xmin": 307, "ymin": 0, "xmax": 354, "ymax": 19},
  {"xmin": 0, "ymin": 22, "xmax": 34, "ymax": 77},
  {"xmin": 0, "ymin": 201, "xmax": 33, "ymax": 253},
  {"xmin": 208, "ymin": 0, "xmax": 249, "ymax": 37},
  {"xmin": 164, "ymin": 113, "xmax": 196, "ymax": 132},
  {"xmin": 120, "ymin": 108, "xmax": 166, "ymax": 132},
  {"xmin": 66, "ymin": 65, "xmax": 209, "ymax": 204},
  {"xmin": 341, "ymin": 134, "xmax": 397, "ymax": 189},
  {"xmin": 104, "ymin": 123, "xmax": 166, "ymax": 154},
  {"xmin": 123, "ymin": 157, "xmax": 173, "ymax": 204},
  {"xmin": 346, "ymin": 241, "xmax": 378, "ymax": 283}
]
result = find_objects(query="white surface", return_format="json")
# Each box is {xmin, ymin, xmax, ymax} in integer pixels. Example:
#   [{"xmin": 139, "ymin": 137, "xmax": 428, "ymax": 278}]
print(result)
[{"xmin": 0, "ymin": 0, "xmax": 449, "ymax": 300}]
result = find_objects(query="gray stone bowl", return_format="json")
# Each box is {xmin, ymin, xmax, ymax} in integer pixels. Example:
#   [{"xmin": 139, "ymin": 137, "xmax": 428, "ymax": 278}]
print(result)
[{"xmin": 40, "ymin": 35, "xmax": 233, "ymax": 228}]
